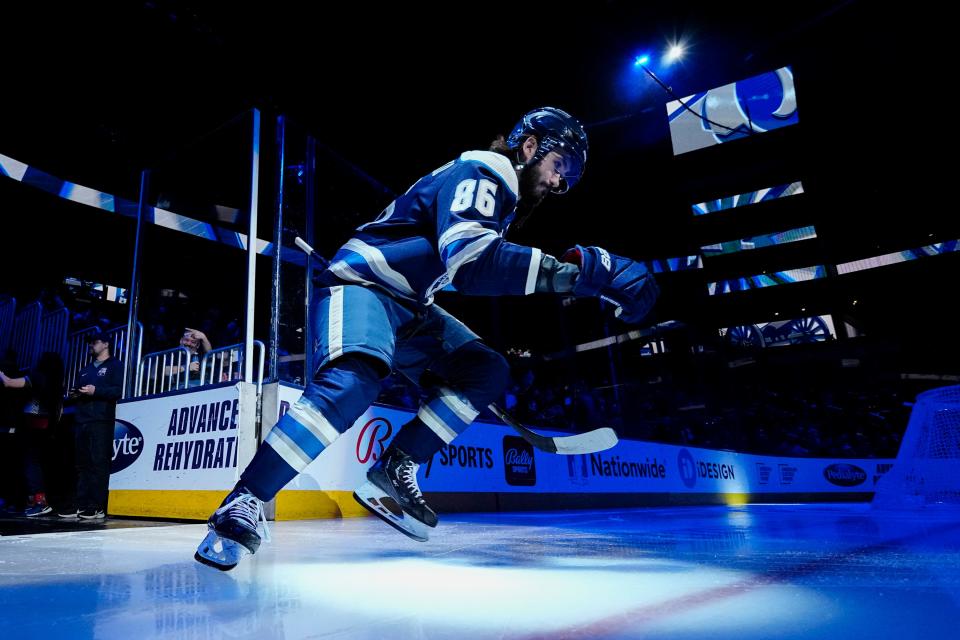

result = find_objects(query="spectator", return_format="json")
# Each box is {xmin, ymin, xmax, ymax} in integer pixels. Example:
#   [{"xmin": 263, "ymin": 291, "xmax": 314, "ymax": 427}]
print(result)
[
  {"xmin": 181, "ymin": 327, "xmax": 213, "ymax": 386},
  {"xmin": 0, "ymin": 349, "xmax": 23, "ymax": 513},
  {"xmin": 61, "ymin": 332, "xmax": 123, "ymax": 520},
  {"xmin": 0, "ymin": 352, "xmax": 64, "ymax": 516},
  {"xmin": 162, "ymin": 328, "xmax": 213, "ymax": 388}
]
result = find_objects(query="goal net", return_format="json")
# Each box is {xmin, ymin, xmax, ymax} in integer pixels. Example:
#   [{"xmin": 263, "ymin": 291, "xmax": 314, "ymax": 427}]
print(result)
[{"xmin": 873, "ymin": 385, "xmax": 960, "ymax": 508}]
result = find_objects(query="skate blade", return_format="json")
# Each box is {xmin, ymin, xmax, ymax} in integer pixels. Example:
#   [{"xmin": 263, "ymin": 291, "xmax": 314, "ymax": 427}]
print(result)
[
  {"xmin": 194, "ymin": 529, "xmax": 250, "ymax": 571},
  {"xmin": 353, "ymin": 482, "xmax": 431, "ymax": 542}
]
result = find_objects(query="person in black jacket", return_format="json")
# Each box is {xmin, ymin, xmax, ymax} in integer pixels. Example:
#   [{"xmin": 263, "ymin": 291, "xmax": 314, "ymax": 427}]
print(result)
[
  {"xmin": 62, "ymin": 332, "xmax": 124, "ymax": 520},
  {"xmin": 0, "ymin": 352, "xmax": 65, "ymax": 516}
]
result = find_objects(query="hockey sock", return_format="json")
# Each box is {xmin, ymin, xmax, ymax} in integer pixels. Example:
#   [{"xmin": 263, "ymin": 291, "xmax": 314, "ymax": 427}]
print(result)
[{"xmin": 241, "ymin": 355, "xmax": 381, "ymax": 499}]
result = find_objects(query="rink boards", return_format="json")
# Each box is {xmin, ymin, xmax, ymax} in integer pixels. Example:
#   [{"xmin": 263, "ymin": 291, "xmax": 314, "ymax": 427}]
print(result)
[{"xmin": 108, "ymin": 382, "xmax": 895, "ymax": 520}]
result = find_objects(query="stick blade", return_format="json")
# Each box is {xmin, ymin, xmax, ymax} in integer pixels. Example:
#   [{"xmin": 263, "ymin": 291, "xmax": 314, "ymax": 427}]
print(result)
[{"xmin": 554, "ymin": 428, "xmax": 619, "ymax": 455}]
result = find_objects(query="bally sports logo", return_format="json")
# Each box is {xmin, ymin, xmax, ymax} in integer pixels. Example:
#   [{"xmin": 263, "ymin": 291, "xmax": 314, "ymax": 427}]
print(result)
[
  {"xmin": 112, "ymin": 419, "xmax": 144, "ymax": 473},
  {"xmin": 823, "ymin": 463, "xmax": 867, "ymax": 487},
  {"xmin": 503, "ymin": 435, "xmax": 536, "ymax": 486},
  {"xmin": 356, "ymin": 417, "xmax": 393, "ymax": 464}
]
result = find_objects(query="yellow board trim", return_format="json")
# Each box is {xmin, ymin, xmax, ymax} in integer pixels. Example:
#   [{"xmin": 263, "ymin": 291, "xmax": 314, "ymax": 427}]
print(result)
[
  {"xmin": 108, "ymin": 490, "xmax": 230, "ymax": 521},
  {"xmin": 274, "ymin": 490, "xmax": 370, "ymax": 520},
  {"xmin": 107, "ymin": 489, "xmax": 835, "ymax": 521},
  {"xmin": 108, "ymin": 489, "xmax": 370, "ymax": 521}
]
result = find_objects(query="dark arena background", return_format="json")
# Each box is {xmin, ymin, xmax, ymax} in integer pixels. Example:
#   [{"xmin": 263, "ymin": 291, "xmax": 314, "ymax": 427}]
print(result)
[{"xmin": 1, "ymin": 3, "xmax": 956, "ymax": 638}]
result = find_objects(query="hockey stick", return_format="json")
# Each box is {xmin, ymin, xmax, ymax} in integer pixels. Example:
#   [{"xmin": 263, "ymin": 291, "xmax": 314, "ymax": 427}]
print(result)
[
  {"xmin": 488, "ymin": 403, "xmax": 618, "ymax": 455},
  {"xmin": 295, "ymin": 237, "xmax": 331, "ymax": 269},
  {"xmin": 293, "ymin": 237, "xmax": 619, "ymax": 455}
]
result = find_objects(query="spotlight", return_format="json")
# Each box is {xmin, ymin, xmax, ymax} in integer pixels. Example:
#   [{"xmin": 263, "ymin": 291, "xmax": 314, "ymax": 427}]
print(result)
[{"xmin": 665, "ymin": 44, "xmax": 685, "ymax": 63}]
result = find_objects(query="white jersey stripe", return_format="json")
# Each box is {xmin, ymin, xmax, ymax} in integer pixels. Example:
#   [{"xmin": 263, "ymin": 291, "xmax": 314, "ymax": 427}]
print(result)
[
  {"xmin": 438, "ymin": 221, "xmax": 498, "ymax": 256},
  {"xmin": 525, "ymin": 247, "xmax": 542, "ymax": 295},
  {"xmin": 343, "ymin": 238, "xmax": 416, "ymax": 295},
  {"xmin": 446, "ymin": 234, "xmax": 497, "ymax": 274},
  {"xmin": 329, "ymin": 261, "xmax": 375, "ymax": 287}
]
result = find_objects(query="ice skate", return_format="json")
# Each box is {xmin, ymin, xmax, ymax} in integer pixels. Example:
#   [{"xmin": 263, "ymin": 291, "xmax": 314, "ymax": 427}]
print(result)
[
  {"xmin": 195, "ymin": 484, "xmax": 270, "ymax": 571},
  {"xmin": 353, "ymin": 446, "xmax": 437, "ymax": 542}
]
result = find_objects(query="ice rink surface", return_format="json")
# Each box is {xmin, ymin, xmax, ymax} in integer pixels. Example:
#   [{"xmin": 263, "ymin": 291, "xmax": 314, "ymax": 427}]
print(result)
[{"xmin": 2, "ymin": 504, "xmax": 958, "ymax": 639}]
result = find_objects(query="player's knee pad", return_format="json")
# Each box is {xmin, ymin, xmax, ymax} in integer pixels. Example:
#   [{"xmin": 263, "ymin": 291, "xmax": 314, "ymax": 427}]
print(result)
[
  {"xmin": 435, "ymin": 341, "xmax": 510, "ymax": 409},
  {"xmin": 411, "ymin": 342, "xmax": 510, "ymax": 447}
]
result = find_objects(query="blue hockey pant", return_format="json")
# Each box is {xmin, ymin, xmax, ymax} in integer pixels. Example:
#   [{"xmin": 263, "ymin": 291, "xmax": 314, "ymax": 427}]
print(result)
[{"xmin": 240, "ymin": 284, "xmax": 509, "ymax": 500}]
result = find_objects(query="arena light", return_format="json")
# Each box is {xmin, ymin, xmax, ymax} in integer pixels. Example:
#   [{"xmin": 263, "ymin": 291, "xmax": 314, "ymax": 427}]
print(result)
[{"xmin": 665, "ymin": 43, "xmax": 686, "ymax": 63}]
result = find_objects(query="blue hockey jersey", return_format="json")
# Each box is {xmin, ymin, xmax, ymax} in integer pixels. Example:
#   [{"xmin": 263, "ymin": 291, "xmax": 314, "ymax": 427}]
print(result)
[{"xmin": 325, "ymin": 151, "xmax": 542, "ymax": 306}]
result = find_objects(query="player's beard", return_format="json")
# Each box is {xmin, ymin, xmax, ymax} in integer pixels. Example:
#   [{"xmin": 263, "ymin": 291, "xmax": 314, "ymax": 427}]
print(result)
[
  {"xmin": 518, "ymin": 161, "xmax": 548, "ymax": 209},
  {"xmin": 512, "ymin": 165, "xmax": 545, "ymax": 231}
]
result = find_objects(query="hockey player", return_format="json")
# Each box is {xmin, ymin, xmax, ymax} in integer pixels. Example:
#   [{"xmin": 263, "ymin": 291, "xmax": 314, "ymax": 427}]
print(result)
[{"xmin": 195, "ymin": 107, "xmax": 659, "ymax": 570}]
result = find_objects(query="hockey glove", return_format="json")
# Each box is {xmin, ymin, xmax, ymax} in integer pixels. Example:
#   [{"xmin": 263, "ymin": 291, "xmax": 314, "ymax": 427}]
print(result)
[{"xmin": 563, "ymin": 245, "xmax": 660, "ymax": 323}]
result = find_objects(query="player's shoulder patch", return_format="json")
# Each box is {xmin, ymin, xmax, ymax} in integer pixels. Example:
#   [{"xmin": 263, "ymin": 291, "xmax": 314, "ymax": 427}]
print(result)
[{"xmin": 458, "ymin": 151, "xmax": 518, "ymax": 198}]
